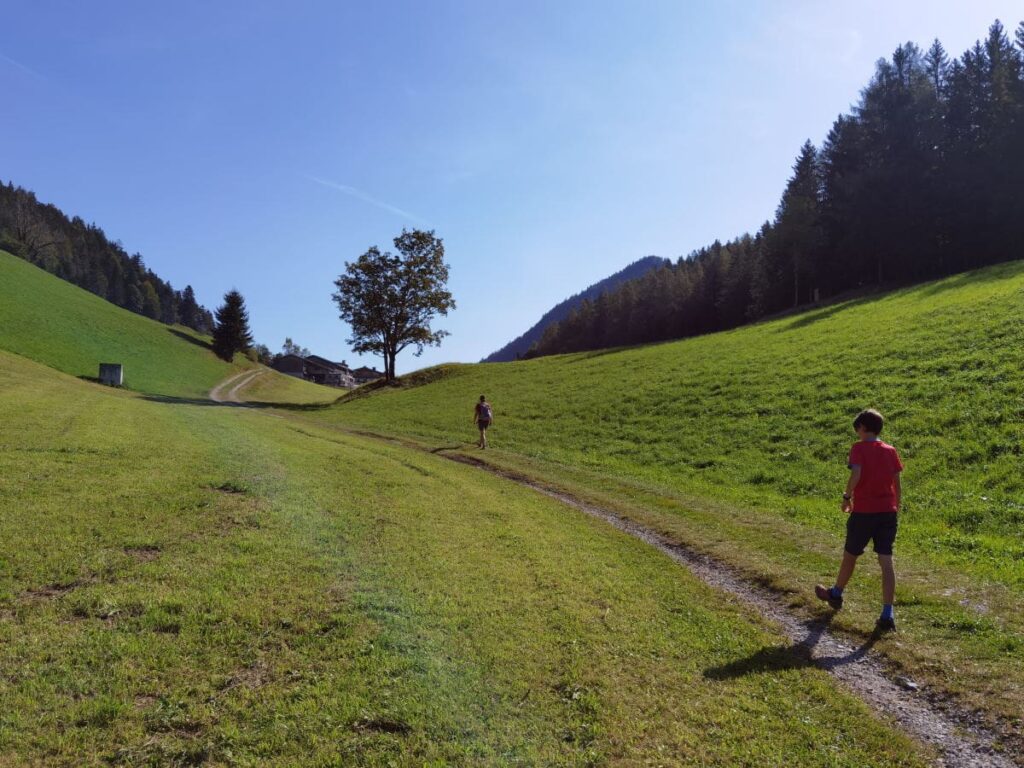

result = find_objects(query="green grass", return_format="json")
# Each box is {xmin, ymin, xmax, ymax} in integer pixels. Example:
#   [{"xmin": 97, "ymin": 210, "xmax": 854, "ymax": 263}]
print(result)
[
  {"xmin": 236, "ymin": 369, "xmax": 343, "ymax": 406},
  {"xmin": 0, "ymin": 350, "xmax": 930, "ymax": 765},
  {"xmin": 0, "ymin": 250, "xmax": 248, "ymax": 398},
  {"xmin": 0, "ymin": 250, "xmax": 336, "ymax": 406},
  {"xmin": 305, "ymin": 260, "xmax": 1024, "ymax": 735}
]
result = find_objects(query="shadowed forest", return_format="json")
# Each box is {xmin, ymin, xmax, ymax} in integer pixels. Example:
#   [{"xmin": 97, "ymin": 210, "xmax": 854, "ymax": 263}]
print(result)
[{"xmin": 527, "ymin": 20, "xmax": 1024, "ymax": 357}]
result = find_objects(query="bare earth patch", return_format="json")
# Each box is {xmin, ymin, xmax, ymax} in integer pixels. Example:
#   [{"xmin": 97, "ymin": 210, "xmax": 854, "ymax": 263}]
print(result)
[{"xmin": 124, "ymin": 545, "xmax": 162, "ymax": 562}]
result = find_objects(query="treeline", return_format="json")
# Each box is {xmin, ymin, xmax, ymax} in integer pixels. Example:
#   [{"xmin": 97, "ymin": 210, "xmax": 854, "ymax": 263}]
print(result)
[
  {"xmin": 484, "ymin": 255, "xmax": 669, "ymax": 362},
  {"xmin": 0, "ymin": 182, "xmax": 214, "ymax": 333},
  {"xmin": 528, "ymin": 20, "xmax": 1024, "ymax": 358}
]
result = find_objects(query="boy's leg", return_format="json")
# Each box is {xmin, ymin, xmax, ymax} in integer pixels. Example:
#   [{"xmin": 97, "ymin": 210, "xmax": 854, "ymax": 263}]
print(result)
[
  {"xmin": 835, "ymin": 551, "xmax": 858, "ymax": 589},
  {"xmin": 816, "ymin": 514, "xmax": 870, "ymax": 610},
  {"xmin": 878, "ymin": 554, "xmax": 895, "ymax": 604},
  {"xmin": 874, "ymin": 514, "xmax": 898, "ymax": 630},
  {"xmin": 815, "ymin": 551, "xmax": 858, "ymax": 609}
]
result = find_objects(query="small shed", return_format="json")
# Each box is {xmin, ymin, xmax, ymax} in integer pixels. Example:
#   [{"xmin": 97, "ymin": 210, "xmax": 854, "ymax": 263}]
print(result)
[{"xmin": 99, "ymin": 363, "xmax": 124, "ymax": 386}]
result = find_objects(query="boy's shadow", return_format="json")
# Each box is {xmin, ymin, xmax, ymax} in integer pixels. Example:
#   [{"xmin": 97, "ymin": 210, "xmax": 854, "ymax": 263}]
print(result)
[{"xmin": 703, "ymin": 614, "xmax": 879, "ymax": 680}]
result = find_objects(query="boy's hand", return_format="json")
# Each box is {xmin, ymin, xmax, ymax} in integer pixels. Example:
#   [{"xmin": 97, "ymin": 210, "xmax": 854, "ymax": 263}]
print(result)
[{"xmin": 841, "ymin": 496, "xmax": 853, "ymax": 513}]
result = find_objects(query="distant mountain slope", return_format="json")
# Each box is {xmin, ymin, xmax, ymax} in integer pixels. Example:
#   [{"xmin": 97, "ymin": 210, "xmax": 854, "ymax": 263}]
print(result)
[{"xmin": 483, "ymin": 255, "xmax": 669, "ymax": 362}]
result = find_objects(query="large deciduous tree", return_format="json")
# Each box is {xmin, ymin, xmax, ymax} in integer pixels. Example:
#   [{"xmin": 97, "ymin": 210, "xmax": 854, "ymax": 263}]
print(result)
[
  {"xmin": 332, "ymin": 229, "xmax": 455, "ymax": 382},
  {"xmin": 212, "ymin": 290, "xmax": 254, "ymax": 361}
]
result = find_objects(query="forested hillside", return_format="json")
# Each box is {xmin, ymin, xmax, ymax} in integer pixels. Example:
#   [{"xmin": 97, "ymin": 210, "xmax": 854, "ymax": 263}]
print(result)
[
  {"xmin": 529, "ymin": 19, "xmax": 1024, "ymax": 357},
  {"xmin": 0, "ymin": 182, "xmax": 214, "ymax": 333},
  {"xmin": 483, "ymin": 255, "xmax": 668, "ymax": 361}
]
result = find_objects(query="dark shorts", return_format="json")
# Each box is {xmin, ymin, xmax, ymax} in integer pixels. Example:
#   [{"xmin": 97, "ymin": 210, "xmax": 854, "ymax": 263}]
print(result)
[
  {"xmin": 477, "ymin": 419, "xmax": 491, "ymax": 430},
  {"xmin": 844, "ymin": 512, "xmax": 898, "ymax": 556}
]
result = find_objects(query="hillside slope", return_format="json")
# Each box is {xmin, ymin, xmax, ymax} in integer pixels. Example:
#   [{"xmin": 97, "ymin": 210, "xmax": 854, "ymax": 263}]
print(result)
[
  {"xmin": 326, "ymin": 261, "xmax": 1024, "ymax": 586},
  {"xmin": 0, "ymin": 250, "xmax": 245, "ymax": 398},
  {"xmin": 0, "ymin": 249, "xmax": 343, "ymax": 404},
  {"xmin": 483, "ymin": 255, "xmax": 669, "ymax": 362},
  {"xmin": 305, "ymin": 260, "xmax": 1024, "ymax": 739}
]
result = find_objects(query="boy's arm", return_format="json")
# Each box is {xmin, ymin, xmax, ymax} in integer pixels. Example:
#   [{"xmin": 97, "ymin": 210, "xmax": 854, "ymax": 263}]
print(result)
[
  {"xmin": 894, "ymin": 473, "xmax": 902, "ymax": 511},
  {"xmin": 842, "ymin": 466, "xmax": 861, "ymax": 512}
]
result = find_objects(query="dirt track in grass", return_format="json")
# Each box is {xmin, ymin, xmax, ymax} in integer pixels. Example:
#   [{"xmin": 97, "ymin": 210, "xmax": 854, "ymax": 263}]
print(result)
[
  {"xmin": 208, "ymin": 369, "xmax": 264, "ymax": 404},
  {"xmin": 430, "ymin": 448, "xmax": 1018, "ymax": 768}
]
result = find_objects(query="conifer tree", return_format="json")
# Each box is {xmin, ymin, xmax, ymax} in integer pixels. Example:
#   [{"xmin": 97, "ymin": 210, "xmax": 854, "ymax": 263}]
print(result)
[
  {"xmin": 178, "ymin": 285, "xmax": 202, "ymax": 330},
  {"xmin": 772, "ymin": 141, "xmax": 822, "ymax": 307},
  {"xmin": 212, "ymin": 290, "xmax": 254, "ymax": 361},
  {"xmin": 924, "ymin": 39, "xmax": 949, "ymax": 94}
]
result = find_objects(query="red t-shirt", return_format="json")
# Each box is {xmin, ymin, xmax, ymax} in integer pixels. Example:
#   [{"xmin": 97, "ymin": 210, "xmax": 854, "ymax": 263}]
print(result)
[{"xmin": 848, "ymin": 440, "xmax": 904, "ymax": 513}]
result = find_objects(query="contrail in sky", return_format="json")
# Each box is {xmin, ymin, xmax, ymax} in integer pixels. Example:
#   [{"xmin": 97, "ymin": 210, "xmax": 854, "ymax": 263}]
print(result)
[
  {"xmin": 0, "ymin": 51, "xmax": 46, "ymax": 80},
  {"xmin": 306, "ymin": 175, "xmax": 427, "ymax": 225}
]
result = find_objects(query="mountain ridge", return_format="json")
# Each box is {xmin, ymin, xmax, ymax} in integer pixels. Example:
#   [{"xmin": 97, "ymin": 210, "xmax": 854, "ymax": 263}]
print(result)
[{"xmin": 483, "ymin": 255, "xmax": 669, "ymax": 362}]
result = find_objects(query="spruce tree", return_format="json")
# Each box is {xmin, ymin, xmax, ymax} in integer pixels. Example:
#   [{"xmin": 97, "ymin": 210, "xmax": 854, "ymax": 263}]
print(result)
[
  {"xmin": 924, "ymin": 39, "xmax": 948, "ymax": 94},
  {"xmin": 212, "ymin": 290, "xmax": 254, "ymax": 362},
  {"xmin": 178, "ymin": 285, "xmax": 201, "ymax": 329}
]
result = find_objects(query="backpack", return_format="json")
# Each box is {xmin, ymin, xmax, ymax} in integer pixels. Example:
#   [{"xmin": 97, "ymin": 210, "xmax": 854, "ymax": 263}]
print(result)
[{"xmin": 479, "ymin": 403, "xmax": 492, "ymax": 420}]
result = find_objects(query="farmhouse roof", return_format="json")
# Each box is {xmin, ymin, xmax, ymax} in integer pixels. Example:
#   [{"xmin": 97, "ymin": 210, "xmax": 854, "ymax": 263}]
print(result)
[{"xmin": 305, "ymin": 354, "xmax": 346, "ymax": 372}]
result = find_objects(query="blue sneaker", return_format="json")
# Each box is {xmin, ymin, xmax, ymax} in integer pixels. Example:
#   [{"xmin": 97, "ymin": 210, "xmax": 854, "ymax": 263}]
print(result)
[
  {"xmin": 815, "ymin": 584, "xmax": 843, "ymax": 610},
  {"xmin": 875, "ymin": 616, "xmax": 897, "ymax": 632}
]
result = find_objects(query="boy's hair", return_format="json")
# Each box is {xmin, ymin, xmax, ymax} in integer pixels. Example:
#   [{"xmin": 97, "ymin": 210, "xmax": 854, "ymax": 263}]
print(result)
[
  {"xmin": 853, "ymin": 408, "xmax": 884, "ymax": 435},
  {"xmin": 479, "ymin": 394, "xmax": 486, "ymax": 402}
]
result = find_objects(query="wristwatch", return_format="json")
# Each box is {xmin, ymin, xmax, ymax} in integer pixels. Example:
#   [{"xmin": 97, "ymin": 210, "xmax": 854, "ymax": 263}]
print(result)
[{"xmin": 842, "ymin": 493, "xmax": 852, "ymax": 501}]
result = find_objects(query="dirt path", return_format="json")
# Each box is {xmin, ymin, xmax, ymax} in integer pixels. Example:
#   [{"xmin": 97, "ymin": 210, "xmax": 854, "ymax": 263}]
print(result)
[
  {"xmin": 402, "ymin": 443, "xmax": 1015, "ymax": 768},
  {"xmin": 208, "ymin": 369, "xmax": 264, "ymax": 404}
]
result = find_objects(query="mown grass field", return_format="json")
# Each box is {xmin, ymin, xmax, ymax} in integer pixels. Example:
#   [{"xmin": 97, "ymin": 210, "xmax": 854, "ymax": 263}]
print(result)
[
  {"xmin": 0, "ymin": 250, "xmax": 249, "ymax": 398},
  {"xmin": 0, "ymin": 348, "xmax": 931, "ymax": 766},
  {"xmin": 236, "ymin": 368, "xmax": 342, "ymax": 407},
  {"xmin": 311, "ymin": 260, "xmax": 1024, "ymax": 736}
]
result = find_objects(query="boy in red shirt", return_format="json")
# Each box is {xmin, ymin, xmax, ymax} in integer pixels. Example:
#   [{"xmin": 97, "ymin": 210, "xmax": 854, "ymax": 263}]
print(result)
[{"xmin": 816, "ymin": 409, "xmax": 904, "ymax": 631}]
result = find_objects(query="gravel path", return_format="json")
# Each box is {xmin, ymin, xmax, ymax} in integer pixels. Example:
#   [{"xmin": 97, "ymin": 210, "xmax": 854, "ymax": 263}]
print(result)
[
  {"xmin": 438, "ymin": 450, "xmax": 1016, "ymax": 768},
  {"xmin": 208, "ymin": 370, "xmax": 264, "ymax": 404}
]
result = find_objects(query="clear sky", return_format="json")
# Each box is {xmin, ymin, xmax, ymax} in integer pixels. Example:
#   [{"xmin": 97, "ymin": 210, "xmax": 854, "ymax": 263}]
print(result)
[{"xmin": 3, "ymin": 1, "xmax": 1020, "ymax": 372}]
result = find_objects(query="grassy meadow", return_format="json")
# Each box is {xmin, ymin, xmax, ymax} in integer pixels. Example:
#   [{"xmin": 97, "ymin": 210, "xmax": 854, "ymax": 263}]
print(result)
[
  {"xmin": 0, "ymin": 250, "xmax": 336, "ymax": 404},
  {"xmin": 235, "ymin": 368, "xmax": 342, "ymax": 407},
  {"xmin": 0, "ymin": 349, "xmax": 931, "ymax": 766},
  {"xmin": 0, "ymin": 250, "xmax": 248, "ymax": 398},
  {"xmin": 307, "ymin": 260, "xmax": 1024, "ymax": 732}
]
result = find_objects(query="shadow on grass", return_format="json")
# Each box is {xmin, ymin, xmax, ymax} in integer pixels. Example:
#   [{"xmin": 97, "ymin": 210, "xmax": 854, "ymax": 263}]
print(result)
[
  {"xmin": 167, "ymin": 327, "xmax": 213, "ymax": 350},
  {"xmin": 142, "ymin": 394, "xmax": 231, "ymax": 407},
  {"xmin": 778, "ymin": 301, "xmax": 856, "ymax": 332},
  {"xmin": 566, "ymin": 347, "xmax": 631, "ymax": 363},
  {"xmin": 140, "ymin": 394, "xmax": 342, "ymax": 410},
  {"xmin": 703, "ymin": 614, "xmax": 879, "ymax": 680},
  {"xmin": 903, "ymin": 260, "xmax": 1023, "ymax": 299},
  {"xmin": 245, "ymin": 400, "xmax": 340, "ymax": 411}
]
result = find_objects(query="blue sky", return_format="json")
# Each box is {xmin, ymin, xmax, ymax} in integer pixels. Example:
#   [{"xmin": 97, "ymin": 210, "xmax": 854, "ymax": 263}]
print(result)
[{"xmin": 3, "ymin": 1, "xmax": 1021, "ymax": 372}]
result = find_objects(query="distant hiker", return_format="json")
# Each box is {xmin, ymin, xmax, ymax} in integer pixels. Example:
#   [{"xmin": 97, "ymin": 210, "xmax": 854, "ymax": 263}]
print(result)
[
  {"xmin": 473, "ymin": 395, "xmax": 493, "ymax": 449},
  {"xmin": 816, "ymin": 409, "xmax": 904, "ymax": 632}
]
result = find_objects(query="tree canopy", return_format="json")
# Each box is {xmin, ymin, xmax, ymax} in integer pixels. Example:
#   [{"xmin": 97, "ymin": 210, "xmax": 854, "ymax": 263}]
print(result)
[
  {"xmin": 332, "ymin": 229, "xmax": 455, "ymax": 381},
  {"xmin": 281, "ymin": 338, "xmax": 311, "ymax": 358}
]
